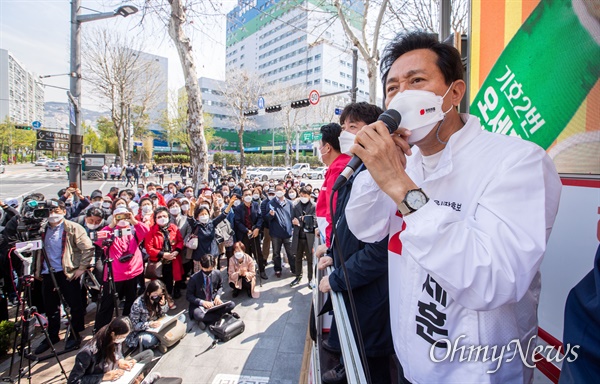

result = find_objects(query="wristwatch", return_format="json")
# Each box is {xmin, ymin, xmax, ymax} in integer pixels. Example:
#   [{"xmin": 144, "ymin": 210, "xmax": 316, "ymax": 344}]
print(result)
[{"xmin": 398, "ymin": 188, "xmax": 429, "ymax": 216}]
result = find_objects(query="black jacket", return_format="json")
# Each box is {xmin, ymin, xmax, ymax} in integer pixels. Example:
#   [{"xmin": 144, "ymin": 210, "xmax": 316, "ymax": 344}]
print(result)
[
  {"xmin": 328, "ymin": 167, "xmax": 394, "ymax": 357},
  {"xmin": 264, "ymin": 197, "xmax": 293, "ymax": 239},
  {"xmin": 190, "ymin": 213, "xmax": 227, "ymax": 261},
  {"xmin": 186, "ymin": 269, "xmax": 224, "ymax": 312},
  {"xmin": 67, "ymin": 343, "xmax": 107, "ymax": 384},
  {"xmin": 233, "ymin": 201, "xmax": 263, "ymax": 241},
  {"xmin": 291, "ymin": 200, "xmax": 316, "ymax": 255}
]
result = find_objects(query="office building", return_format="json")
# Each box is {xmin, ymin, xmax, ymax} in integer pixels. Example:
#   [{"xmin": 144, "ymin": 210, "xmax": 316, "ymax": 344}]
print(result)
[{"xmin": 0, "ymin": 49, "xmax": 44, "ymax": 126}]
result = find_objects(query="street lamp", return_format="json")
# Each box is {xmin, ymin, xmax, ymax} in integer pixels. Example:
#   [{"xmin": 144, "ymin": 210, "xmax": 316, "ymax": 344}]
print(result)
[{"xmin": 69, "ymin": 1, "xmax": 138, "ymax": 187}]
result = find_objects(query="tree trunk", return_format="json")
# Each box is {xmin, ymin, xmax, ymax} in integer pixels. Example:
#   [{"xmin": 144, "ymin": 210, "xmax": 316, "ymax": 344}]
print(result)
[
  {"xmin": 367, "ymin": 60, "xmax": 379, "ymax": 105},
  {"xmin": 169, "ymin": 0, "xmax": 208, "ymax": 192},
  {"xmin": 238, "ymin": 125, "xmax": 245, "ymax": 168}
]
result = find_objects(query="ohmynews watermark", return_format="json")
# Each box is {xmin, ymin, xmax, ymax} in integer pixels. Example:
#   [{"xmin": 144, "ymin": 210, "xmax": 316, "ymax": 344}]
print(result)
[{"xmin": 429, "ymin": 335, "xmax": 579, "ymax": 374}]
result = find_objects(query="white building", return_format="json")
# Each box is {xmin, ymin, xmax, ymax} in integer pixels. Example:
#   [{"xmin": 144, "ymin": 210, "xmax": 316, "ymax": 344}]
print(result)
[
  {"xmin": 0, "ymin": 49, "xmax": 44, "ymax": 126},
  {"xmin": 225, "ymin": 0, "xmax": 371, "ymax": 132}
]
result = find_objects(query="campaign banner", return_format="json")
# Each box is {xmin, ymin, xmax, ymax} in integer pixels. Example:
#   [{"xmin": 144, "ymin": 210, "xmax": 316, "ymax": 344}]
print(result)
[{"xmin": 470, "ymin": 0, "xmax": 600, "ymax": 150}]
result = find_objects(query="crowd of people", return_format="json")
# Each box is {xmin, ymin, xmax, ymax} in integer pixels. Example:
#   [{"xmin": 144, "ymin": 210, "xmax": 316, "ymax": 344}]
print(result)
[
  {"xmin": 0, "ymin": 31, "xmax": 573, "ymax": 384},
  {"xmin": 0, "ymin": 155, "xmax": 323, "ymax": 381}
]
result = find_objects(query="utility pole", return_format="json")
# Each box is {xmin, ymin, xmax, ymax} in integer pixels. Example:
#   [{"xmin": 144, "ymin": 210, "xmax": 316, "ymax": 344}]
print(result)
[
  {"xmin": 68, "ymin": 1, "xmax": 138, "ymax": 186},
  {"xmin": 351, "ymin": 48, "xmax": 358, "ymax": 103},
  {"xmin": 439, "ymin": 0, "xmax": 451, "ymax": 42},
  {"xmin": 69, "ymin": 0, "xmax": 83, "ymax": 187}
]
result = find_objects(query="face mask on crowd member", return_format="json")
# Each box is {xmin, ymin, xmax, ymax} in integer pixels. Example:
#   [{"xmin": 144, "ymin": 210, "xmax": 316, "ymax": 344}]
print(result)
[
  {"xmin": 137, "ymin": 185, "xmax": 145, "ymax": 194},
  {"xmin": 275, "ymin": 186, "xmax": 285, "ymax": 199},
  {"xmin": 141, "ymin": 201, "xmax": 153, "ymax": 215},
  {"xmin": 317, "ymin": 142, "xmax": 330, "ymax": 163},
  {"xmin": 180, "ymin": 199, "xmax": 190, "ymax": 213},
  {"xmin": 242, "ymin": 190, "xmax": 253, "ymax": 205},
  {"xmin": 169, "ymin": 204, "xmax": 181, "ymax": 216},
  {"xmin": 386, "ymin": 82, "xmax": 454, "ymax": 144},
  {"xmin": 85, "ymin": 209, "xmax": 104, "ymax": 230},
  {"xmin": 197, "ymin": 210, "xmax": 210, "ymax": 224},
  {"xmin": 155, "ymin": 209, "xmax": 170, "ymax": 227},
  {"xmin": 288, "ymin": 191, "xmax": 297, "ymax": 199},
  {"xmin": 184, "ymin": 189, "xmax": 194, "ymax": 199}
]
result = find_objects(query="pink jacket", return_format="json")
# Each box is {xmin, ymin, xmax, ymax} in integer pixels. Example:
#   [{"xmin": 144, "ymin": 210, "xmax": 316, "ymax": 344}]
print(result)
[{"xmin": 95, "ymin": 223, "xmax": 149, "ymax": 282}]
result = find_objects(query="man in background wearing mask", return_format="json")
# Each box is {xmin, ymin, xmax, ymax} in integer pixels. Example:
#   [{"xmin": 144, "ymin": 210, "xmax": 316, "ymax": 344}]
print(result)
[
  {"xmin": 290, "ymin": 187, "xmax": 316, "ymax": 289},
  {"xmin": 345, "ymin": 32, "xmax": 561, "ymax": 383},
  {"xmin": 186, "ymin": 254, "xmax": 234, "ymax": 330},
  {"xmin": 260, "ymin": 188, "xmax": 275, "ymax": 269},
  {"xmin": 316, "ymin": 102, "xmax": 393, "ymax": 384},
  {"xmin": 33, "ymin": 199, "xmax": 94, "ymax": 354},
  {"xmin": 314, "ymin": 122, "xmax": 350, "ymax": 251},
  {"xmin": 58, "ymin": 187, "xmax": 90, "ymax": 220},
  {"xmin": 234, "ymin": 189, "xmax": 266, "ymax": 280},
  {"xmin": 264, "ymin": 184, "xmax": 294, "ymax": 278},
  {"xmin": 143, "ymin": 183, "xmax": 166, "ymax": 207}
]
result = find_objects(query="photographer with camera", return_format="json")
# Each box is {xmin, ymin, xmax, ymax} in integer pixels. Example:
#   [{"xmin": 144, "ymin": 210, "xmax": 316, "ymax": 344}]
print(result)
[
  {"xmin": 58, "ymin": 187, "xmax": 90, "ymax": 220},
  {"xmin": 0, "ymin": 199, "xmax": 21, "ymax": 319},
  {"xmin": 93, "ymin": 207, "xmax": 150, "ymax": 334},
  {"xmin": 33, "ymin": 199, "xmax": 94, "ymax": 355},
  {"xmin": 290, "ymin": 187, "xmax": 316, "ymax": 289}
]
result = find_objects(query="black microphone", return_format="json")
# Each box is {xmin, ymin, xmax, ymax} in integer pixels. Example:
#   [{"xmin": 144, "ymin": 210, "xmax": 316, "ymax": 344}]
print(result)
[{"xmin": 332, "ymin": 109, "xmax": 402, "ymax": 191}]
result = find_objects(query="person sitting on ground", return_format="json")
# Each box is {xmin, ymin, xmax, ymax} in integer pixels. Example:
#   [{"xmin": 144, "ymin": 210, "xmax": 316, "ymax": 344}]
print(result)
[
  {"xmin": 125, "ymin": 280, "xmax": 184, "ymax": 353},
  {"xmin": 228, "ymin": 242, "xmax": 257, "ymax": 298},
  {"xmin": 68, "ymin": 316, "xmax": 154, "ymax": 384},
  {"xmin": 186, "ymin": 254, "xmax": 235, "ymax": 330}
]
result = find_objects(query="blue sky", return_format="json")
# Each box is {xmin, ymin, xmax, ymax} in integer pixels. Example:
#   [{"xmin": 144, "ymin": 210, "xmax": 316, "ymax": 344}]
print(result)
[{"xmin": 0, "ymin": 0, "xmax": 234, "ymax": 110}]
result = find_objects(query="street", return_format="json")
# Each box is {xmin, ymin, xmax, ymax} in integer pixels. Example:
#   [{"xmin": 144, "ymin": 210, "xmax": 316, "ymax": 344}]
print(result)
[{"xmin": 0, "ymin": 164, "xmax": 324, "ymax": 203}]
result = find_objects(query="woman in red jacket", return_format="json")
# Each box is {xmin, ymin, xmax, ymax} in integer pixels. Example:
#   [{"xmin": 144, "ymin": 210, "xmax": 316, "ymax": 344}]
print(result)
[{"xmin": 144, "ymin": 207, "xmax": 184, "ymax": 306}]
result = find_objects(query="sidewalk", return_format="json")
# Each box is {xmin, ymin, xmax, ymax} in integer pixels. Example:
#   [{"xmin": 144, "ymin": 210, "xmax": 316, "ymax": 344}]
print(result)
[{"xmin": 0, "ymin": 263, "xmax": 312, "ymax": 384}]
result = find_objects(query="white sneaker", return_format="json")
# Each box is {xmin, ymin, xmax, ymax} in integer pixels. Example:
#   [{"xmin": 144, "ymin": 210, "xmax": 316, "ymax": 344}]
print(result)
[{"xmin": 309, "ymin": 281, "xmax": 316, "ymax": 290}]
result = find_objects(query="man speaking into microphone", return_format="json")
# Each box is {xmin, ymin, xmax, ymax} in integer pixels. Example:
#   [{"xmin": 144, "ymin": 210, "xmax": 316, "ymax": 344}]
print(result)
[{"xmin": 344, "ymin": 32, "xmax": 562, "ymax": 383}]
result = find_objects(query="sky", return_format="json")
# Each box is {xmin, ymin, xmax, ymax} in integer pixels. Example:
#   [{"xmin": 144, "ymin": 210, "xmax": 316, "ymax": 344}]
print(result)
[{"xmin": 0, "ymin": 0, "xmax": 237, "ymax": 111}]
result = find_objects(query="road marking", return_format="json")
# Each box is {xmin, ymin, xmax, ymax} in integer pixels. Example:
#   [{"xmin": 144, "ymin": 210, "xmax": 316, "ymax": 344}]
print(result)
[
  {"xmin": 99, "ymin": 181, "xmax": 107, "ymax": 191},
  {"xmin": 14, "ymin": 183, "xmax": 54, "ymax": 199},
  {"xmin": 212, "ymin": 374, "xmax": 269, "ymax": 384}
]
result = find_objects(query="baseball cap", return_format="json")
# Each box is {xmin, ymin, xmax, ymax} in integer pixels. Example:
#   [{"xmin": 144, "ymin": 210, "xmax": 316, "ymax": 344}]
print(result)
[
  {"xmin": 91, "ymin": 190, "xmax": 103, "ymax": 199},
  {"xmin": 5, "ymin": 198, "xmax": 18, "ymax": 208}
]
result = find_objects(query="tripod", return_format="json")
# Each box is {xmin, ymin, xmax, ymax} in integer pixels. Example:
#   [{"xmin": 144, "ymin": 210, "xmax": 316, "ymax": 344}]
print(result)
[
  {"xmin": 2, "ymin": 258, "xmax": 67, "ymax": 383},
  {"xmin": 92, "ymin": 234, "xmax": 120, "ymax": 334},
  {"xmin": 251, "ymin": 235, "xmax": 263, "ymax": 287}
]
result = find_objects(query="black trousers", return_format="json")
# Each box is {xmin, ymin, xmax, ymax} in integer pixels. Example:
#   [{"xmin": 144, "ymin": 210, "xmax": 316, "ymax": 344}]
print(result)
[
  {"xmin": 241, "ymin": 234, "xmax": 264, "ymax": 273},
  {"xmin": 41, "ymin": 273, "xmax": 85, "ymax": 339},
  {"xmin": 271, "ymin": 236, "xmax": 294, "ymax": 274},
  {"xmin": 192, "ymin": 301, "xmax": 235, "ymax": 324},
  {"xmin": 94, "ymin": 276, "xmax": 138, "ymax": 333},
  {"xmin": 160, "ymin": 262, "xmax": 174, "ymax": 296},
  {"xmin": 294, "ymin": 237, "xmax": 313, "ymax": 280},
  {"xmin": 229, "ymin": 278, "xmax": 251, "ymax": 293}
]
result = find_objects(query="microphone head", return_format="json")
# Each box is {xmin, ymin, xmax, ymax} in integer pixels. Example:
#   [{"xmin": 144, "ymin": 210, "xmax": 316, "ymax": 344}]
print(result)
[{"xmin": 378, "ymin": 109, "xmax": 402, "ymax": 133}]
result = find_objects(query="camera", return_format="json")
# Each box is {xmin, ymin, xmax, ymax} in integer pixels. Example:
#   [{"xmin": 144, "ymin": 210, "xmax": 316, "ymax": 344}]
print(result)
[{"xmin": 302, "ymin": 215, "xmax": 316, "ymax": 233}]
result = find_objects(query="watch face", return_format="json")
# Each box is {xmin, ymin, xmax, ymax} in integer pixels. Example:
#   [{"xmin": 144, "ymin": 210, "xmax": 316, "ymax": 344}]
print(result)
[{"xmin": 406, "ymin": 190, "xmax": 428, "ymax": 210}]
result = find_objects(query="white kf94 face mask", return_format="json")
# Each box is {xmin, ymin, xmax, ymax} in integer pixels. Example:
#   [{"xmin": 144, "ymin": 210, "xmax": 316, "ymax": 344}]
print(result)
[{"xmin": 387, "ymin": 82, "xmax": 454, "ymax": 144}]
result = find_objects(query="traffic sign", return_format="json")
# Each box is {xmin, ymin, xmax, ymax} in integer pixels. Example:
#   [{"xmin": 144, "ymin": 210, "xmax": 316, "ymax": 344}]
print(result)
[
  {"xmin": 133, "ymin": 141, "xmax": 143, "ymax": 147},
  {"xmin": 335, "ymin": 108, "xmax": 342, "ymax": 115},
  {"xmin": 36, "ymin": 130, "xmax": 70, "ymax": 142},
  {"xmin": 309, "ymin": 90, "xmax": 320, "ymax": 105},
  {"xmin": 32, "ymin": 121, "xmax": 42, "ymax": 129},
  {"xmin": 257, "ymin": 96, "xmax": 265, "ymax": 109},
  {"xmin": 302, "ymin": 132, "xmax": 313, "ymax": 142},
  {"xmin": 36, "ymin": 141, "xmax": 70, "ymax": 151}
]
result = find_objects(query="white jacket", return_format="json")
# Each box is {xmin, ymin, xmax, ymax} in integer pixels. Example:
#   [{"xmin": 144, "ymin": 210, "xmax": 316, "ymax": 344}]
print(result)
[{"xmin": 346, "ymin": 115, "xmax": 562, "ymax": 384}]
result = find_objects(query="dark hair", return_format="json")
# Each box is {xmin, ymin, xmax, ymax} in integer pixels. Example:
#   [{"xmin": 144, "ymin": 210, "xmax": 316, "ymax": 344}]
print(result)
[
  {"xmin": 90, "ymin": 317, "xmax": 131, "ymax": 368},
  {"xmin": 139, "ymin": 197, "xmax": 152, "ymax": 207},
  {"xmin": 193, "ymin": 205, "xmax": 210, "ymax": 219},
  {"xmin": 299, "ymin": 187, "xmax": 311, "ymax": 196},
  {"xmin": 339, "ymin": 102, "xmax": 383, "ymax": 126},
  {"xmin": 49, "ymin": 198, "xmax": 66, "ymax": 210},
  {"xmin": 200, "ymin": 254, "xmax": 213, "ymax": 269},
  {"xmin": 111, "ymin": 198, "xmax": 127, "ymax": 210},
  {"xmin": 143, "ymin": 280, "xmax": 168, "ymax": 319},
  {"xmin": 233, "ymin": 241, "xmax": 245, "ymax": 252},
  {"xmin": 380, "ymin": 31, "xmax": 463, "ymax": 87},
  {"xmin": 167, "ymin": 198, "xmax": 180, "ymax": 208},
  {"xmin": 153, "ymin": 206, "xmax": 169, "ymax": 222},
  {"xmin": 109, "ymin": 187, "xmax": 119, "ymax": 193},
  {"xmin": 86, "ymin": 207, "xmax": 105, "ymax": 218},
  {"xmin": 319, "ymin": 123, "xmax": 342, "ymax": 152}
]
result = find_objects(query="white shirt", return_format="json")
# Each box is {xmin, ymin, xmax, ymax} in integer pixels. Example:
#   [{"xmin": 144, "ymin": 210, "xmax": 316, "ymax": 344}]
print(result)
[{"xmin": 345, "ymin": 114, "xmax": 562, "ymax": 384}]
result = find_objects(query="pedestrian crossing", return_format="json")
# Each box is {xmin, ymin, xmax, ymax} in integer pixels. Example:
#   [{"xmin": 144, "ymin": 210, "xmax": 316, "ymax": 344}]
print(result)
[{"xmin": 0, "ymin": 171, "xmax": 67, "ymax": 180}]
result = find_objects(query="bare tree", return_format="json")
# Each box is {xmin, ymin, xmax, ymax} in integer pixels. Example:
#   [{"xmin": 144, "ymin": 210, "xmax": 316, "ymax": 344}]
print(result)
[
  {"xmin": 82, "ymin": 28, "xmax": 164, "ymax": 166},
  {"xmin": 265, "ymin": 84, "xmax": 309, "ymax": 167},
  {"xmin": 387, "ymin": 0, "xmax": 469, "ymax": 35},
  {"xmin": 221, "ymin": 68, "xmax": 263, "ymax": 168},
  {"xmin": 333, "ymin": 0, "xmax": 389, "ymax": 105}
]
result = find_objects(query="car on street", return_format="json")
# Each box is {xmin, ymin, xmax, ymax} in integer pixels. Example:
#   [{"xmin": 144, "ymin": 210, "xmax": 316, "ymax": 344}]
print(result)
[
  {"xmin": 248, "ymin": 167, "xmax": 292, "ymax": 181},
  {"xmin": 307, "ymin": 166, "xmax": 327, "ymax": 179},
  {"xmin": 291, "ymin": 163, "xmax": 311, "ymax": 178},
  {"xmin": 45, "ymin": 161, "xmax": 66, "ymax": 172},
  {"xmin": 56, "ymin": 156, "xmax": 67, "ymax": 161},
  {"xmin": 34, "ymin": 158, "xmax": 50, "ymax": 166}
]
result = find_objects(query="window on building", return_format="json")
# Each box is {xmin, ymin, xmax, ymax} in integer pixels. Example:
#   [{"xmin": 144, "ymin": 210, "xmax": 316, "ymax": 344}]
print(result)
[
  {"xmin": 332, "ymin": 81, "xmax": 338, "ymax": 87},
  {"xmin": 314, "ymin": 54, "xmax": 321, "ymax": 60},
  {"xmin": 324, "ymin": 79, "xmax": 331, "ymax": 84},
  {"xmin": 314, "ymin": 66, "xmax": 321, "ymax": 72},
  {"xmin": 314, "ymin": 79, "xmax": 321, "ymax": 84}
]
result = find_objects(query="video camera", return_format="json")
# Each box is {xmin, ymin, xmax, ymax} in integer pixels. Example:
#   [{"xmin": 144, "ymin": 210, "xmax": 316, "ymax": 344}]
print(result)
[{"xmin": 15, "ymin": 199, "xmax": 60, "ymax": 243}]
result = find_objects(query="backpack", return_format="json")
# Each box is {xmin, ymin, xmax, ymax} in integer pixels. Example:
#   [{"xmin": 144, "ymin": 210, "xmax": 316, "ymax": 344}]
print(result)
[
  {"xmin": 214, "ymin": 218, "xmax": 234, "ymax": 246},
  {"xmin": 209, "ymin": 313, "xmax": 245, "ymax": 342}
]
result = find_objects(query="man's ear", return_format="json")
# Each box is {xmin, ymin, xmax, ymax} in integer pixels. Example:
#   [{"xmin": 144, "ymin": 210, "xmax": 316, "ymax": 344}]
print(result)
[{"xmin": 451, "ymin": 80, "xmax": 466, "ymax": 107}]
